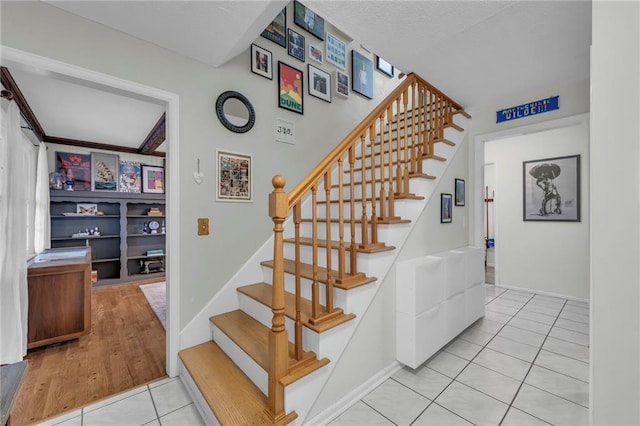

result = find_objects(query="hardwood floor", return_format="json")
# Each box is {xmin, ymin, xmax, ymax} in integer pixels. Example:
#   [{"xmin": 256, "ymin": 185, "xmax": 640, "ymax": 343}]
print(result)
[{"xmin": 10, "ymin": 281, "xmax": 166, "ymax": 425}]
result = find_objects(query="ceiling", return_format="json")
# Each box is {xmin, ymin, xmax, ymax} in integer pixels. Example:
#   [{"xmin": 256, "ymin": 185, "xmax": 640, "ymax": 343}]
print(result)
[{"xmin": 5, "ymin": 1, "xmax": 591, "ymax": 152}]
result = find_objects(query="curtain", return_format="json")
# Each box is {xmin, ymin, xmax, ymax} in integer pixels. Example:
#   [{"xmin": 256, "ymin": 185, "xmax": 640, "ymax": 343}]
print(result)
[
  {"xmin": 34, "ymin": 141, "xmax": 50, "ymax": 253},
  {"xmin": 0, "ymin": 101, "xmax": 29, "ymax": 363}
]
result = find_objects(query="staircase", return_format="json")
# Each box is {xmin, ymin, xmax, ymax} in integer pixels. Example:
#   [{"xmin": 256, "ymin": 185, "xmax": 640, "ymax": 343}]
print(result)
[{"xmin": 178, "ymin": 73, "xmax": 470, "ymax": 425}]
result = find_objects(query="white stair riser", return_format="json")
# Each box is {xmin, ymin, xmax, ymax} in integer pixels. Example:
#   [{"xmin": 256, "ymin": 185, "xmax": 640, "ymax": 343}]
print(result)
[{"xmin": 283, "ymin": 241, "xmax": 368, "ymax": 271}]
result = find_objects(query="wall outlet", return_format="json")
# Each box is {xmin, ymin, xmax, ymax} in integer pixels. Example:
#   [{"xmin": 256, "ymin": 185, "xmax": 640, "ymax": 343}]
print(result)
[{"xmin": 197, "ymin": 218, "xmax": 209, "ymax": 235}]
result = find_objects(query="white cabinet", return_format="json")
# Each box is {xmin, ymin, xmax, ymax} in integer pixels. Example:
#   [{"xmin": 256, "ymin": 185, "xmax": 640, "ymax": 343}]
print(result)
[{"xmin": 396, "ymin": 246, "xmax": 485, "ymax": 368}]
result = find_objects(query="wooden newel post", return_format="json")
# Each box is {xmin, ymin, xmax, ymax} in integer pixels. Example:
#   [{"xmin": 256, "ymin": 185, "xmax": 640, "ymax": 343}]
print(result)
[{"xmin": 267, "ymin": 175, "xmax": 288, "ymax": 422}]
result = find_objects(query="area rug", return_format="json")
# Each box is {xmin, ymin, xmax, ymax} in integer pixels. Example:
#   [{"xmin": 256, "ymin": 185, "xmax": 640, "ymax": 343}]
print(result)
[{"xmin": 140, "ymin": 282, "xmax": 166, "ymax": 329}]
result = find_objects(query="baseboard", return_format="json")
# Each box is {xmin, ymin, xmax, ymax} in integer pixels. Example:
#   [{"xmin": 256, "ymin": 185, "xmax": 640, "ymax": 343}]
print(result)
[
  {"xmin": 304, "ymin": 361, "xmax": 403, "ymax": 425},
  {"xmin": 495, "ymin": 283, "xmax": 590, "ymax": 304}
]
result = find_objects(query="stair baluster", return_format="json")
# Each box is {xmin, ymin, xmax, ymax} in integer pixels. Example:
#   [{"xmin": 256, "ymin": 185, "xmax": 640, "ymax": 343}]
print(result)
[
  {"xmin": 293, "ymin": 204, "xmax": 303, "ymax": 360},
  {"xmin": 323, "ymin": 172, "xmax": 334, "ymax": 314}
]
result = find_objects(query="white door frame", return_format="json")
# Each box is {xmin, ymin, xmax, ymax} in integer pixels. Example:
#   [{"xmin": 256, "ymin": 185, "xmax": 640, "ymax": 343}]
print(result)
[{"xmin": 2, "ymin": 46, "xmax": 182, "ymax": 376}]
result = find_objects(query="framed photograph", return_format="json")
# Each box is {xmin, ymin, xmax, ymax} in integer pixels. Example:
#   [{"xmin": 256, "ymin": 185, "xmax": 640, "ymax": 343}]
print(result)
[
  {"xmin": 455, "ymin": 178, "xmax": 465, "ymax": 206},
  {"xmin": 335, "ymin": 70, "xmax": 350, "ymax": 98},
  {"xmin": 441, "ymin": 193, "xmax": 453, "ymax": 223},
  {"xmin": 91, "ymin": 152, "xmax": 119, "ymax": 191},
  {"xmin": 376, "ymin": 55, "xmax": 394, "ymax": 77},
  {"xmin": 119, "ymin": 160, "xmax": 142, "ymax": 193},
  {"xmin": 325, "ymin": 32, "xmax": 346, "ymax": 70},
  {"xmin": 56, "ymin": 151, "xmax": 91, "ymax": 191},
  {"xmin": 142, "ymin": 165, "xmax": 165, "ymax": 194},
  {"xmin": 308, "ymin": 64, "xmax": 331, "ymax": 103},
  {"xmin": 278, "ymin": 62, "xmax": 304, "ymax": 115},
  {"xmin": 76, "ymin": 203, "xmax": 97, "ymax": 215},
  {"xmin": 293, "ymin": 0, "xmax": 325, "ymax": 41},
  {"xmin": 216, "ymin": 150, "xmax": 252, "ymax": 202},
  {"xmin": 261, "ymin": 7, "xmax": 286, "ymax": 48},
  {"xmin": 287, "ymin": 29, "xmax": 305, "ymax": 62},
  {"xmin": 309, "ymin": 44, "xmax": 323, "ymax": 64},
  {"xmin": 351, "ymin": 50, "xmax": 374, "ymax": 99},
  {"xmin": 251, "ymin": 44, "xmax": 272, "ymax": 79},
  {"xmin": 523, "ymin": 154, "xmax": 580, "ymax": 222}
]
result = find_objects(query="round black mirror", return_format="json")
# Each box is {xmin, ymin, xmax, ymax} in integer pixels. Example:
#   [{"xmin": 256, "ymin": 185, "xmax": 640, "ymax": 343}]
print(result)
[{"xmin": 215, "ymin": 91, "xmax": 255, "ymax": 133}]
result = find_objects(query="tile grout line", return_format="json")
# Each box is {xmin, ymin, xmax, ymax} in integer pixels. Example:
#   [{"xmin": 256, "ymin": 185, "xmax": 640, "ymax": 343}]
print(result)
[{"xmin": 498, "ymin": 298, "xmax": 573, "ymax": 425}]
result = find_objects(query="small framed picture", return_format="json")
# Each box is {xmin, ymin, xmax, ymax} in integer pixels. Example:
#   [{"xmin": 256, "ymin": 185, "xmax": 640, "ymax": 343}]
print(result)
[
  {"xmin": 217, "ymin": 150, "xmax": 252, "ymax": 202},
  {"xmin": 325, "ymin": 32, "xmax": 346, "ymax": 70},
  {"xmin": 119, "ymin": 160, "xmax": 142, "ymax": 193},
  {"xmin": 293, "ymin": 0, "xmax": 325, "ymax": 41},
  {"xmin": 523, "ymin": 154, "xmax": 580, "ymax": 222},
  {"xmin": 287, "ymin": 28, "xmax": 305, "ymax": 62},
  {"xmin": 91, "ymin": 152, "xmax": 119, "ymax": 192},
  {"xmin": 455, "ymin": 178, "xmax": 465, "ymax": 206},
  {"xmin": 351, "ymin": 50, "xmax": 374, "ymax": 99},
  {"xmin": 251, "ymin": 44, "xmax": 272, "ymax": 80},
  {"xmin": 278, "ymin": 61, "xmax": 304, "ymax": 115},
  {"xmin": 335, "ymin": 70, "xmax": 350, "ymax": 98},
  {"xmin": 76, "ymin": 203, "xmax": 97, "ymax": 215},
  {"xmin": 142, "ymin": 165, "xmax": 165, "ymax": 194},
  {"xmin": 375, "ymin": 55, "xmax": 394, "ymax": 77},
  {"xmin": 56, "ymin": 151, "xmax": 91, "ymax": 191},
  {"xmin": 441, "ymin": 193, "xmax": 452, "ymax": 223},
  {"xmin": 261, "ymin": 7, "xmax": 286, "ymax": 48},
  {"xmin": 309, "ymin": 44, "xmax": 323, "ymax": 64},
  {"xmin": 308, "ymin": 64, "xmax": 331, "ymax": 103}
]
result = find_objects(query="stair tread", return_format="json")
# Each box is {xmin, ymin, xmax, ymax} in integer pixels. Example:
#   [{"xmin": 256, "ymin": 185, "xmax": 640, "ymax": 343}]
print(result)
[
  {"xmin": 300, "ymin": 217, "xmax": 411, "ymax": 224},
  {"xmin": 317, "ymin": 192, "xmax": 426, "ymax": 203},
  {"xmin": 261, "ymin": 259, "xmax": 377, "ymax": 290},
  {"xmin": 179, "ymin": 341, "xmax": 298, "ymax": 425},
  {"xmin": 238, "ymin": 282, "xmax": 356, "ymax": 333},
  {"xmin": 211, "ymin": 310, "xmax": 330, "ymax": 380},
  {"xmin": 283, "ymin": 237, "xmax": 396, "ymax": 253}
]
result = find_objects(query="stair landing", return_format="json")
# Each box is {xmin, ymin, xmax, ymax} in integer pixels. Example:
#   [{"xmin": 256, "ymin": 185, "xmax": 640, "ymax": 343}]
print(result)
[{"xmin": 179, "ymin": 341, "xmax": 298, "ymax": 425}]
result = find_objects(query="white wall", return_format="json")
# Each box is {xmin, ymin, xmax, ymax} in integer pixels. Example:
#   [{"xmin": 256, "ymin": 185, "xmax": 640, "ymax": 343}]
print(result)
[
  {"xmin": 590, "ymin": 2, "xmax": 640, "ymax": 424},
  {"xmin": 0, "ymin": 1, "xmax": 401, "ymax": 328},
  {"xmin": 484, "ymin": 117, "xmax": 589, "ymax": 299}
]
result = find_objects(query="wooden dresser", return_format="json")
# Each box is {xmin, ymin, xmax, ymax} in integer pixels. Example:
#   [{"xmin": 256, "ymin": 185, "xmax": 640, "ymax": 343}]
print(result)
[{"xmin": 27, "ymin": 247, "xmax": 92, "ymax": 349}]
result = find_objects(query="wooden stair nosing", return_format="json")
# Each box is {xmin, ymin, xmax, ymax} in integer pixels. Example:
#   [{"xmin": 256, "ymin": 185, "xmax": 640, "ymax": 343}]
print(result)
[
  {"xmin": 283, "ymin": 237, "xmax": 396, "ymax": 253},
  {"xmin": 299, "ymin": 217, "xmax": 412, "ymax": 225},
  {"xmin": 237, "ymin": 282, "xmax": 356, "ymax": 333},
  {"xmin": 210, "ymin": 310, "xmax": 327, "ymax": 376},
  {"xmin": 316, "ymin": 193, "xmax": 426, "ymax": 204},
  {"xmin": 261, "ymin": 259, "xmax": 377, "ymax": 290},
  {"xmin": 454, "ymin": 109, "xmax": 472, "ymax": 119},
  {"xmin": 179, "ymin": 341, "xmax": 298, "ymax": 426}
]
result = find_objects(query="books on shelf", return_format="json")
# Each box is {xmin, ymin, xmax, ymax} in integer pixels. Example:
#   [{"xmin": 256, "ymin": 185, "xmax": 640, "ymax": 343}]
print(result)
[{"xmin": 147, "ymin": 207, "xmax": 163, "ymax": 216}]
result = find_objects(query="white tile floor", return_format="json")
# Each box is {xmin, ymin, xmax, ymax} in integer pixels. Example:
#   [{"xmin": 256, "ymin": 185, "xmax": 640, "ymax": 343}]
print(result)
[{"xmin": 39, "ymin": 284, "xmax": 590, "ymax": 425}]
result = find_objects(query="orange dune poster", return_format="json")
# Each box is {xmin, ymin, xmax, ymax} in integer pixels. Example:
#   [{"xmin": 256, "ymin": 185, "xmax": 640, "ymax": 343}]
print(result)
[{"xmin": 278, "ymin": 62, "xmax": 303, "ymax": 114}]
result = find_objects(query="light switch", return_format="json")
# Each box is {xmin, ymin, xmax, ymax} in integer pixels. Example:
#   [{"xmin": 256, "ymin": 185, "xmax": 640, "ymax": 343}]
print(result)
[{"xmin": 197, "ymin": 218, "xmax": 209, "ymax": 235}]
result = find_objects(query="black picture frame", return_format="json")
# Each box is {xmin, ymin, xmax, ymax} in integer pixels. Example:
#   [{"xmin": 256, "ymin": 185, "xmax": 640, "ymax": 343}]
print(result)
[
  {"xmin": 308, "ymin": 64, "xmax": 331, "ymax": 103},
  {"xmin": 351, "ymin": 50, "xmax": 374, "ymax": 99},
  {"xmin": 250, "ymin": 44, "xmax": 272, "ymax": 80},
  {"xmin": 455, "ymin": 178, "xmax": 465, "ymax": 206},
  {"xmin": 375, "ymin": 56, "xmax": 394, "ymax": 77},
  {"xmin": 293, "ymin": 0, "xmax": 325, "ymax": 41},
  {"xmin": 287, "ymin": 28, "xmax": 305, "ymax": 62},
  {"xmin": 523, "ymin": 154, "xmax": 581, "ymax": 222},
  {"xmin": 278, "ymin": 61, "xmax": 304, "ymax": 115},
  {"xmin": 261, "ymin": 7, "xmax": 286, "ymax": 48},
  {"xmin": 441, "ymin": 193, "xmax": 452, "ymax": 223}
]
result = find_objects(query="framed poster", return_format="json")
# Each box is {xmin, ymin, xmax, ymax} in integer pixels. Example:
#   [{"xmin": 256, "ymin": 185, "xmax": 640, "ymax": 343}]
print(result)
[
  {"xmin": 441, "ymin": 193, "xmax": 452, "ymax": 223},
  {"xmin": 142, "ymin": 165, "xmax": 165, "ymax": 194},
  {"xmin": 293, "ymin": 0, "xmax": 325, "ymax": 41},
  {"xmin": 119, "ymin": 160, "xmax": 142, "ymax": 193},
  {"xmin": 56, "ymin": 151, "xmax": 91, "ymax": 191},
  {"xmin": 251, "ymin": 44, "xmax": 272, "ymax": 80},
  {"xmin": 216, "ymin": 150, "xmax": 252, "ymax": 202},
  {"xmin": 91, "ymin": 152, "xmax": 119, "ymax": 191},
  {"xmin": 523, "ymin": 154, "xmax": 580, "ymax": 221},
  {"xmin": 351, "ymin": 50, "xmax": 374, "ymax": 99},
  {"xmin": 325, "ymin": 32, "xmax": 346, "ymax": 70},
  {"xmin": 287, "ymin": 28, "xmax": 305, "ymax": 62},
  {"xmin": 455, "ymin": 178, "xmax": 465, "ymax": 206},
  {"xmin": 308, "ymin": 64, "xmax": 331, "ymax": 103},
  {"xmin": 376, "ymin": 55, "xmax": 394, "ymax": 77},
  {"xmin": 335, "ymin": 70, "xmax": 350, "ymax": 98},
  {"xmin": 261, "ymin": 7, "xmax": 286, "ymax": 48},
  {"xmin": 278, "ymin": 62, "xmax": 304, "ymax": 115},
  {"xmin": 309, "ymin": 44, "xmax": 323, "ymax": 64}
]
